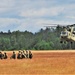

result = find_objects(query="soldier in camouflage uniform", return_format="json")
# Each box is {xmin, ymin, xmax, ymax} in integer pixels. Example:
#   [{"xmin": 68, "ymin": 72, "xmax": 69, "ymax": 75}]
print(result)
[
  {"xmin": 10, "ymin": 51, "xmax": 16, "ymax": 59},
  {"xmin": 17, "ymin": 50, "xmax": 22, "ymax": 59},
  {"xmin": 21, "ymin": 50, "xmax": 26, "ymax": 59},
  {"xmin": 26, "ymin": 50, "xmax": 29, "ymax": 58},
  {"xmin": 0, "ymin": 51, "xmax": 3, "ymax": 59},
  {"xmin": 29, "ymin": 51, "xmax": 33, "ymax": 59},
  {"xmin": 3, "ymin": 52, "xmax": 8, "ymax": 59}
]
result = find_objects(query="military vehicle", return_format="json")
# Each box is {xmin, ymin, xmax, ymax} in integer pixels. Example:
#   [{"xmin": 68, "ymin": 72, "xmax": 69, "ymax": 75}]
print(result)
[{"xmin": 44, "ymin": 24, "xmax": 75, "ymax": 48}]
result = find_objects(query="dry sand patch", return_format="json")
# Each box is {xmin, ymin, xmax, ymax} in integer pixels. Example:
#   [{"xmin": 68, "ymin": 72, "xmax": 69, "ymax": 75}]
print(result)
[{"xmin": 0, "ymin": 50, "xmax": 75, "ymax": 75}]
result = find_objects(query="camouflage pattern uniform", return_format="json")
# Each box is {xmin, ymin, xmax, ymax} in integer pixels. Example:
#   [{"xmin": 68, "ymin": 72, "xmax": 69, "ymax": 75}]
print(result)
[
  {"xmin": 0, "ymin": 51, "xmax": 3, "ymax": 59},
  {"xmin": 17, "ymin": 50, "xmax": 22, "ymax": 59},
  {"xmin": 26, "ymin": 50, "xmax": 29, "ymax": 58},
  {"xmin": 10, "ymin": 51, "xmax": 16, "ymax": 59},
  {"xmin": 29, "ymin": 51, "xmax": 33, "ymax": 59},
  {"xmin": 22, "ymin": 50, "xmax": 26, "ymax": 58},
  {"xmin": 3, "ymin": 52, "xmax": 8, "ymax": 59}
]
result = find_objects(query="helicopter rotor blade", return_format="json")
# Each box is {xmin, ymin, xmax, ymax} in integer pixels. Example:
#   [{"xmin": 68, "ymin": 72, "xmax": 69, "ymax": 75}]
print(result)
[{"xmin": 43, "ymin": 23, "xmax": 75, "ymax": 27}]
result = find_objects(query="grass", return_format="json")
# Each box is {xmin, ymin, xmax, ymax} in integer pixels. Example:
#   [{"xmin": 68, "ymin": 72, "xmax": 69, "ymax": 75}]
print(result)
[{"xmin": 0, "ymin": 50, "xmax": 75, "ymax": 75}]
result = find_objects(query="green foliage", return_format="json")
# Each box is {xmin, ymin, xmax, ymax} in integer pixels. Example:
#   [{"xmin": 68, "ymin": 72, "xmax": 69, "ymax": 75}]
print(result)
[
  {"xmin": 0, "ymin": 27, "xmax": 71, "ymax": 50},
  {"xmin": 34, "ymin": 40, "xmax": 51, "ymax": 50}
]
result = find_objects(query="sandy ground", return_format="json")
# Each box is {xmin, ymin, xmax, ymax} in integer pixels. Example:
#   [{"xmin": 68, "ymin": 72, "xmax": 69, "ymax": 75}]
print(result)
[{"xmin": 0, "ymin": 50, "xmax": 75, "ymax": 75}]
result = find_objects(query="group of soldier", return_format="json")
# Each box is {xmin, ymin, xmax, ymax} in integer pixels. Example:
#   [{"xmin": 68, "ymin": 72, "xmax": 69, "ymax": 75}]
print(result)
[
  {"xmin": 0, "ymin": 52, "xmax": 7, "ymax": 59},
  {"xmin": 0, "ymin": 50, "xmax": 33, "ymax": 59}
]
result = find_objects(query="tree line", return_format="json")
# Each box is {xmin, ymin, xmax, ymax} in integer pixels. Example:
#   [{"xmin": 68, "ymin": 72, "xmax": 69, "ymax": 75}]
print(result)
[{"xmin": 0, "ymin": 26, "xmax": 72, "ymax": 50}]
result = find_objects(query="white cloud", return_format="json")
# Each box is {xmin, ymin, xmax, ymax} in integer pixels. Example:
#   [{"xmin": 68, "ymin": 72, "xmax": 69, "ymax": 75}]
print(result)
[
  {"xmin": 0, "ymin": 17, "xmax": 74, "ymax": 33},
  {"xmin": 0, "ymin": 0, "xmax": 15, "ymax": 13},
  {"xmin": 13, "ymin": 18, "xmax": 74, "ymax": 33},
  {"xmin": 61, "ymin": 4, "xmax": 75, "ymax": 16},
  {"xmin": 0, "ymin": 0, "xmax": 15, "ymax": 7},
  {"xmin": 0, "ymin": 0, "xmax": 75, "ymax": 33},
  {"xmin": 67, "ymin": 14, "xmax": 75, "ymax": 19},
  {"xmin": 20, "ymin": 6, "xmax": 64, "ymax": 17},
  {"xmin": 0, "ymin": 18, "xmax": 20, "ymax": 32}
]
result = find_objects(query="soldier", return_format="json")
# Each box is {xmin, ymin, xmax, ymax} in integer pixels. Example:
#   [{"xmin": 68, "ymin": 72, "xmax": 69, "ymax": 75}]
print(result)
[
  {"xmin": 26, "ymin": 50, "xmax": 29, "ymax": 58},
  {"xmin": 20, "ymin": 52, "xmax": 23, "ymax": 59},
  {"xmin": 29, "ymin": 51, "xmax": 33, "ymax": 59},
  {"xmin": 0, "ymin": 51, "xmax": 3, "ymax": 59},
  {"xmin": 22, "ymin": 50, "xmax": 26, "ymax": 58},
  {"xmin": 17, "ymin": 50, "xmax": 21, "ymax": 59},
  {"xmin": 10, "ymin": 51, "xmax": 16, "ymax": 59},
  {"xmin": 3, "ymin": 52, "xmax": 8, "ymax": 59}
]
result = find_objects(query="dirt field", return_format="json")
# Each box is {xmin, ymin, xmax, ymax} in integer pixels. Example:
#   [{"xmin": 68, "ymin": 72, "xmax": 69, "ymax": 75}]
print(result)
[{"xmin": 0, "ymin": 50, "xmax": 75, "ymax": 75}]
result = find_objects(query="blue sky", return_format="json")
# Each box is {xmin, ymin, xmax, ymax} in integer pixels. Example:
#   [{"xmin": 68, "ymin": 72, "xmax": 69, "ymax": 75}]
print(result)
[{"xmin": 0, "ymin": 0, "xmax": 75, "ymax": 33}]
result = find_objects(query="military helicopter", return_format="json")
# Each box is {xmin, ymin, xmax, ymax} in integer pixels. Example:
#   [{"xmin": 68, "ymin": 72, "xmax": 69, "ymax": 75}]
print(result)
[
  {"xmin": 60, "ymin": 24, "xmax": 75, "ymax": 43},
  {"xmin": 44, "ymin": 24, "xmax": 75, "ymax": 48}
]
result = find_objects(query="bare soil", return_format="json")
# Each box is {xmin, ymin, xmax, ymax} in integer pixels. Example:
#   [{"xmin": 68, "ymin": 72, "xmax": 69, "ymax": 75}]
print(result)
[{"xmin": 0, "ymin": 50, "xmax": 75, "ymax": 75}]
